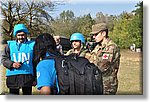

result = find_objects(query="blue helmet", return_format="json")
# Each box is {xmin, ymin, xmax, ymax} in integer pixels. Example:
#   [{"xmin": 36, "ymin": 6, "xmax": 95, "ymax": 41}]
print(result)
[
  {"xmin": 13, "ymin": 24, "xmax": 29, "ymax": 36},
  {"xmin": 70, "ymin": 33, "xmax": 85, "ymax": 44}
]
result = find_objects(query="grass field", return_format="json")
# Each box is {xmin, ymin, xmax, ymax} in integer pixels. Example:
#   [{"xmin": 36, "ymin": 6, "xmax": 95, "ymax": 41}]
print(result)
[{"xmin": 0, "ymin": 49, "xmax": 143, "ymax": 95}]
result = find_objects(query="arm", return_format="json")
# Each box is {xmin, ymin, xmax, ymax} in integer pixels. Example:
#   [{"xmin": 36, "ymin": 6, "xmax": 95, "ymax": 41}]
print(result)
[
  {"xmin": 36, "ymin": 60, "xmax": 57, "ymax": 95},
  {"xmin": 1, "ymin": 45, "xmax": 22, "ymax": 69},
  {"xmin": 1, "ymin": 45, "xmax": 14, "ymax": 69},
  {"xmin": 40, "ymin": 86, "xmax": 51, "ymax": 95},
  {"xmin": 98, "ymin": 44, "xmax": 120, "ymax": 73},
  {"xmin": 65, "ymin": 49, "xmax": 72, "ymax": 56}
]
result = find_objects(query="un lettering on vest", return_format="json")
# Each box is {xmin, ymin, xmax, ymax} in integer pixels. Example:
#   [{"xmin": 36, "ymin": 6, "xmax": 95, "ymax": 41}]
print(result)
[{"xmin": 12, "ymin": 52, "xmax": 30, "ymax": 64}]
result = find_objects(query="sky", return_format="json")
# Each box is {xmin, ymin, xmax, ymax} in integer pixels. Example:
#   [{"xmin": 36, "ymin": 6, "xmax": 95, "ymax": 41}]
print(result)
[{"xmin": 51, "ymin": 0, "xmax": 142, "ymax": 18}]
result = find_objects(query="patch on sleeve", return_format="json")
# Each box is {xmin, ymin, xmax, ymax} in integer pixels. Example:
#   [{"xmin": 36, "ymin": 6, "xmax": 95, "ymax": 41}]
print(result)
[{"xmin": 102, "ymin": 54, "xmax": 109, "ymax": 59}]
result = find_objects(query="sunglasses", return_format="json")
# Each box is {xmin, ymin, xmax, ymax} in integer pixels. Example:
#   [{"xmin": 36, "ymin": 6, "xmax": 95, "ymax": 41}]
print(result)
[
  {"xmin": 93, "ymin": 33, "xmax": 99, "ymax": 36},
  {"xmin": 92, "ymin": 30, "xmax": 104, "ymax": 36},
  {"xmin": 93, "ymin": 31, "xmax": 102, "ymax": 36}
]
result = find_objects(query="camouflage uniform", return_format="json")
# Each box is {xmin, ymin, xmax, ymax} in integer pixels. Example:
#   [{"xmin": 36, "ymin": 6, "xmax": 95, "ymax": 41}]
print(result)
[
  {"xmin": 65, "ymin": 47, "xmax": 88, "ymax": 57},
  {"xmin": 86, "ymin": 38, "xmax": 120, "ymax": 95}
]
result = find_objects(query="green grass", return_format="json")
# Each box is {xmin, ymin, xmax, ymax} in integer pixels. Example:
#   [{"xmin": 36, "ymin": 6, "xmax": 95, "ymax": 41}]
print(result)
[
  {"xmin": 0, "ymin": 49, "xmax": 143, "ymax": 95},
  {"xmin": 116, "ymin": 49, "xmax": 142, "ymax": 95}
]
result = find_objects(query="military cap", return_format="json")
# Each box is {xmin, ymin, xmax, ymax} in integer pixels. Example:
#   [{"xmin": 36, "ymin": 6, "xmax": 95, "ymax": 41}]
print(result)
[{"xmin": 90, "ymin": 23, "xmax": 108, "ymax": 34}]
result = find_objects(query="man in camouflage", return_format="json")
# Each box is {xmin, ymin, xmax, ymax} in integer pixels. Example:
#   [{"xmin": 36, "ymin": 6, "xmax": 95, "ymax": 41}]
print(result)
[{"xmin": 85, "ymin": 23, "xmax": 121, "ymax": 95}]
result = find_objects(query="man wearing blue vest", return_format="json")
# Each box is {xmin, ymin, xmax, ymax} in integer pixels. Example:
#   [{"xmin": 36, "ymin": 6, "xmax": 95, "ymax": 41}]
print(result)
[{"xmin": 1, "ymin": 24, "xmax": 35, "ymax": 95}]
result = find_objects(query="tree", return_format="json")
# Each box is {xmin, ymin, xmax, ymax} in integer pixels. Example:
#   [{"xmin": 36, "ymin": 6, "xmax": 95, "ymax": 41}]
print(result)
[
  {"xmin": 95, "ymin": 12, "xmax": 116, "ymax": 32},
  {"xmin": 51, "ymin": 10, "xmax": 76, "ymax": 37},
  {"xmin": 109, "ymin": 12, "xmax": 133, "ymax": 48},
  {"xmin": 60, "ymin": 10, "xmax": 75, "ymax": 22},
  {"xmin": 76, "ymin": 13, "xmax": 94, "ymax": 41},
  {"xmin": 95, "ymin": 12, "xmax": 106, "ymax": 23},
  {"xmin": 126, "ymin": 1, "xmax": 143, "ymax": 48},
  {"xmin": 1, "ymin": 0, "xmax": 20, "ymax": 39},
  {"xmin": 110, "ymin": 1, "xmax": 143, "ymax": 49},
  {"xmin": 1, "ymin": 0, "xmax": 60, "ymax": 40}
]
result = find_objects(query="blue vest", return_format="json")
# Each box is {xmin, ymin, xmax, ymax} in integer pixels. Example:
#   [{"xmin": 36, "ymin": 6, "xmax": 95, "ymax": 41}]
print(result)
[{"xmin": 6, "ymin": 40, "xmax": 35, "ymax": 76}]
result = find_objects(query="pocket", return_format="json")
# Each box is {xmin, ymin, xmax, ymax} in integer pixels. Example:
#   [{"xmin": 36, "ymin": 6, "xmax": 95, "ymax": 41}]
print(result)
[{"xmin": 6, "ymin": 76, "xmax": 18, "ymax": 88}]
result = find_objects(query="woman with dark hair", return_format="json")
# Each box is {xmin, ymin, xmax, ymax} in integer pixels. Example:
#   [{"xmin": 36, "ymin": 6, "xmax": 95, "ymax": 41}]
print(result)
[{"xmin": 33, "ymin": 33, "xmax": 60, "ymax": 95}]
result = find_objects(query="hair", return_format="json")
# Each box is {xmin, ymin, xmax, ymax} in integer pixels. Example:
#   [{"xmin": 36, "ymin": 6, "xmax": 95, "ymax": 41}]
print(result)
[
  {"xmin": 101, "ymin": 29, "xmax": 108, "ymax": 38},
  {"xmin": 33, "ymin": 33, "xmax": 60, "ymax": 69}
]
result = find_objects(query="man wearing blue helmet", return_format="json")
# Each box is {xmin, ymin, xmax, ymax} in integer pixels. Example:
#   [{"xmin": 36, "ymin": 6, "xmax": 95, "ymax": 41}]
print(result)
[
  {"xmin": 65, "ymin": 33, "xmax": 88, "ymax": 57},
  {"xmin": 1, "ymin": 24, "xmax": 35, "ymax": 95}
]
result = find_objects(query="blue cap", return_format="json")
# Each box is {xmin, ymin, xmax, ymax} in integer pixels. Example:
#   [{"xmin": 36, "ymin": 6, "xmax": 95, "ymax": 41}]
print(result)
[
  {"xmin": 13, "ymin": 24, "xmax": 29, "ymax": 36},
  {"xmin": 70, "ymin": 33, "xmax": 85, "ymax": 44}
]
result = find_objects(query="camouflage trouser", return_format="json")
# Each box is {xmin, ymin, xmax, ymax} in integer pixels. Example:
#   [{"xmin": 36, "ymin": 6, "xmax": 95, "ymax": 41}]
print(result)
[{"xmin": 102, "ymin": 73, "xmax": 118, "ymax": 95}]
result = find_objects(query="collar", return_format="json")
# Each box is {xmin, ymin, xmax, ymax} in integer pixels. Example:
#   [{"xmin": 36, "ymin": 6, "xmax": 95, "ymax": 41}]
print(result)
[
  {"xmin": 17, "ymin": 39, "xmax": 27, "ymax": 44},
  {"xmin": 101, "ymin": 38, "xmax": 111, "ymax": 48}
]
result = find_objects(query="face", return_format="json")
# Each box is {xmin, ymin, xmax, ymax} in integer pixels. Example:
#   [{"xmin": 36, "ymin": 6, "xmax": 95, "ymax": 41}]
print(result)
[
  {"xmin": 92, "ymin": 31, "xmax": 105, "ymax": 43},
  {"xmin": 54, "ymin": 38, "xmax": 60, "ymax": 45},
  {"xmin": 16, "ymin": 32, "xmax": 27, "ymax": 43},
  {"xmin": 72, "ymin": 40, "xmax": 81, "ymax": 49}
]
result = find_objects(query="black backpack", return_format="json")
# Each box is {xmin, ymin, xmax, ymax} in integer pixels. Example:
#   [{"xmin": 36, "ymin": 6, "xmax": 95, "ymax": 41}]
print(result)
[{"xmin": 45, "ymin": 54, "xmax": 103, "ymax": 95}]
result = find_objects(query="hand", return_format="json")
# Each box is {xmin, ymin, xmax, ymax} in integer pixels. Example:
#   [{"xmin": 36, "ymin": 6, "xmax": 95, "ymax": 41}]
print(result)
[
  {"xmin": 85, "ymin": 53, "xmax": 91, "ymax": 59},
  {"xmin": 98, "ymin": 60, "xmax": 111, "ymax": 72},
  {"xmin": 12, "ymin": 62, "xmax": 22, "ymax": 68}
]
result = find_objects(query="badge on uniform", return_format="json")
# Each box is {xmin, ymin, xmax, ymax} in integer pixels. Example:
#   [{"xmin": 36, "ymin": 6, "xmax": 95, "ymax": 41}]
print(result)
[{"xmin": 102, "ymin": 54, "xmax": 109, "ymax": 59}]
